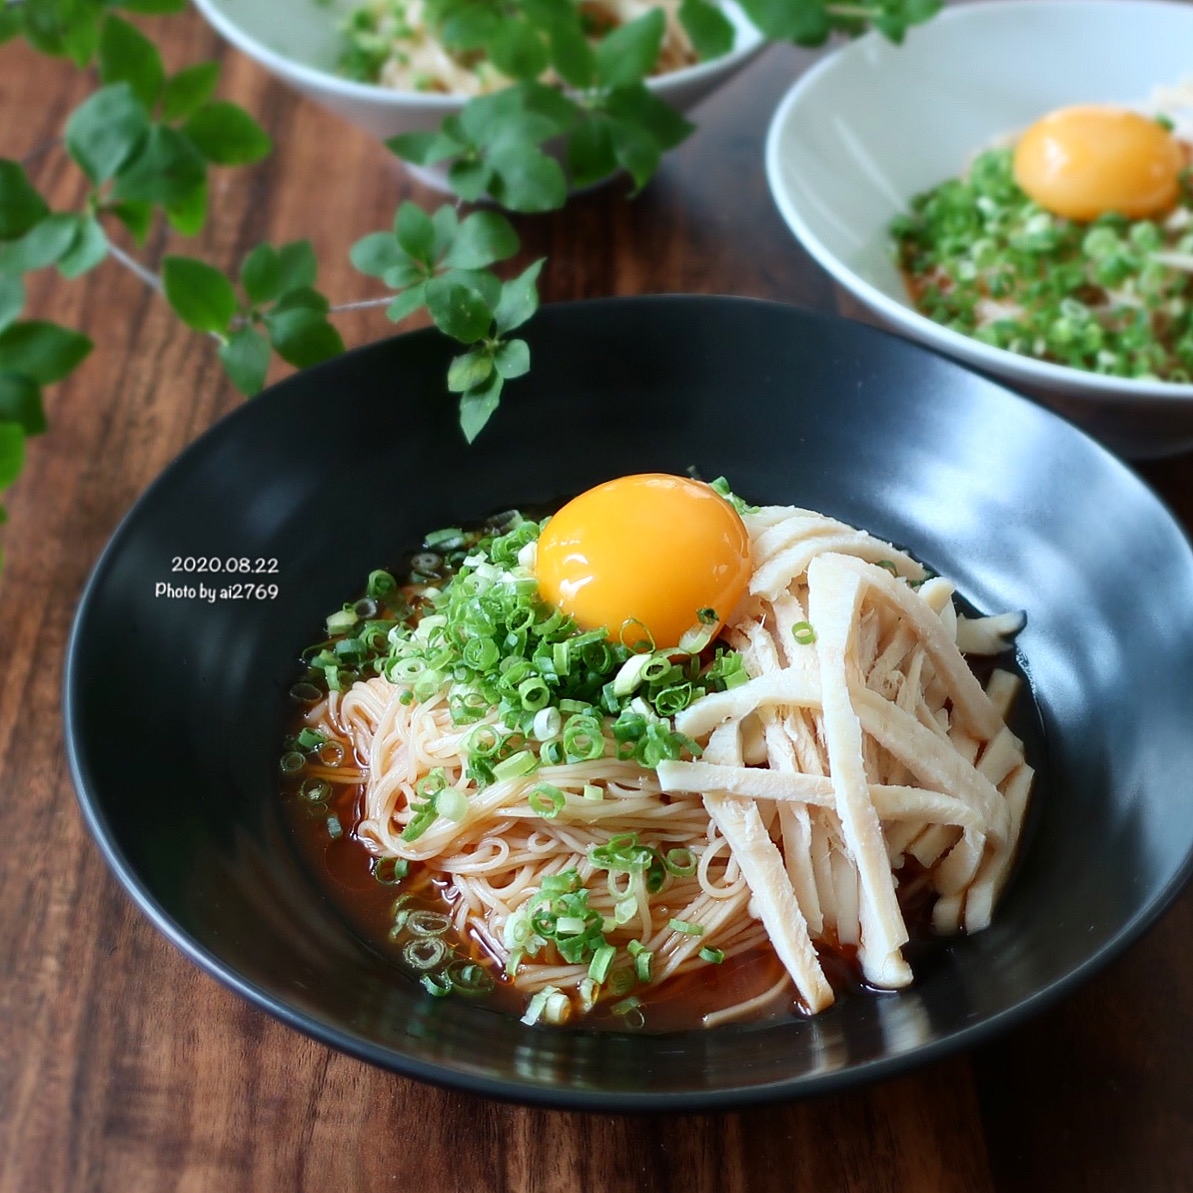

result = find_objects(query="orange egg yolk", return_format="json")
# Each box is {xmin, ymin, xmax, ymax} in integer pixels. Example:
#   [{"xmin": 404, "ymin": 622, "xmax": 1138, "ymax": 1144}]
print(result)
[
  {"xmin": 533, "ymin": 474, "xmax": 752, "ymax": 650},
  {"xmin": 1012, "ymin": 105, "xmax": 1184, "ymax": 222}
]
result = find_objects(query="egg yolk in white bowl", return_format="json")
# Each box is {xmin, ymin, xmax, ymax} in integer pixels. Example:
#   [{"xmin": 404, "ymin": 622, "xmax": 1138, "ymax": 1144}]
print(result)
[
  {"xmin": 1012, "ymin": 104, "xmax": 1185, "ymax": 221},
  {"xmin": 534, "ymin": 474, "xmax": 752, "ymax": 651}
]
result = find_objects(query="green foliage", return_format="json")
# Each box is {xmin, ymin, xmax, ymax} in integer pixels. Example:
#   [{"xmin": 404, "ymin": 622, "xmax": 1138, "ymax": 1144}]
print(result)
[
  {"xmin": 0, "ymin": 0, "xmax": 945, "ymax": 565},
  {"xmin": 163, "ymin": 255, "xmax": 239, "ymax": 333},
  {"xmin": 350, "ymin": 203, "xmax": 538, "ymax": 438},
  {"xmin": 0, "ymin": 162, "xmax": 49, "ymax": 239}
]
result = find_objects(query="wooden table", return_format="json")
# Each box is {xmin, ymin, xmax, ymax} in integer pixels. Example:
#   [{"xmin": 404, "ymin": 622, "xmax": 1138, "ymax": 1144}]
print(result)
[{"xmin": 3, "ymin": 11, "xmax": 1192, "ymax": 1192}]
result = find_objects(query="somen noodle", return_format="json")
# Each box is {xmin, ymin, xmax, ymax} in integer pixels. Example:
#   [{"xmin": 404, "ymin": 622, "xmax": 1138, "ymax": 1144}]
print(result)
[{"xmin": 286, "ymin": 484, "xmax": 1032, "ymax": 1028}]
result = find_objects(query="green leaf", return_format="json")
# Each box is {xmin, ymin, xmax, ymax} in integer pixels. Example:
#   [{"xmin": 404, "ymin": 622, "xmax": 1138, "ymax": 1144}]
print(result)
[
  {"xmin": 218, "ymin": 326, "xmax": 271, "ymax": 396},
  {"xmin": 566, "ymin": 116, "xmax": 617, "ymax": 189},
  {"xmin": 0, "ymin": 9, "xmax": 21, "ymax": 44},
  {"xmin": 493, "ymin": 337, "xmax": 530, "ymax": 380},
  {"xmin": 264, "ymin": 309, "xmax": 344, "ymax": 369},
  {"xmin": 99, "ymin": 14, "xmax": 165, "ymax": 110},
  {"xmin": 386, "ymin": 129, "xmax": 465, "ymax": 166},
  {"xmin": 447, "ymin": 346, "xmax": 493, "ymax": 393},
  {"xmin": 395, "ymin": 202, "xmax": 436, "ymax": 267},
  {"xmin": 458, "ymin": 372, "xmax": 503, "ymax": 443},
  {"xmin": 349, "ymin": 231, "xmax": 405, "ymax": 280},
  {"xmin": 493, "ymin": 258, "xmax": 544, "ymax": 335},
  {"xmin": 0, "ymin": 162, "xmax": 50, "ymax": 241},
  {"xmin": 609, "ymin": 117, "xmax": 660, "ymax": 193},
  {"xmin": 0, "ymin": 273, "xmax": 23, "ymax": 331},
  {"xmin": 66, "ymin": 15, "xmax": 101, "ymax": 66},
  {"xmin": 548, "ymin": 23, "xmax": 597, "ymax": 89},
  {"xmin": 738, "ymin": 0, "xmax": 830, "ymax": 43},
  {"xmin": 386, "ymin": 284, "xmax": 426, "ymax": 323},
  {"xmin": 383, "ymin": 260, "xmax": 427, "ymax": 290},
  {"xmin": 58, "ymin": 215, "xmax": 109, "ymax": 279},
  {"xmin": 162, "ymin": 255, "xmax": 238, "ymax": 333},
  {"xmin": 447, "ymin": 160, "xmax": 493, "ymax": 204},
  {"xmin": 594, "ymin": 8, "xmax": 665, "ymax": 88},
  {"xmin": 518, "ymin": 81, "xmax": 582, "ymax": 135},
  {"xmin": 165, "ymin": 177, "xmax": 208, "ymax": 235},
  {"xmin": 0, "ymin": 321, "xmax": 92, "ymax": 384},
  {"xmin": 106, "ymin": 200, "xmax": 153, "ymax": 243},
  {"xmin": 0, "ymin": 373, "xmax": 46, "ymax": 435},
  {"xmin": 182, "ymin": 102, "xmax": 272, "ymax": 165},
  {"xmin": 440, "ymin": 2, "xmax": 499, "ymax": 49},
  {"xmin": 488, "ymin": 19, "xmax": 549, "ymax": 81},
  {"xmin": 271, "ymin": 285, "xmax": 329, "ymax": 316},
  {"xmin": 487, "ymin": 144, "xmax": 567, "ymax": 214},
  {"xmin": 0, "ymin": 422, "xmax": 24, "ymax": 489},
  {"xmin": 112, "ymin": 124, "xmax": 207, "ymax": 205},
  {"xmin": 424, "ymin": 276, "xmax": 493, "ymax": 343},
  {"xmin": 678, "ymin": 0, "xmax": 735, "ymax": 59},
  {"xmin": 0, "ymin": 214, "xmax": 79, "ymax": 273},
  {"xmin": 440, "ymin": 267, "xmax": 501, "ymax": 309},
  {"xmin": 605, "ymin": 83, "xmax": 694, "ymax": 150},
  {"xmin": 240, "ymin": 243, "xmax": 281, "ymax": 305},
  {"xmin": 443, "ymin": 211, "xmax": 519, "ymax": 270},
  {"xmin": 275, "ymin": 240, "xmax": 318, "ymax": 293},
  {"xmin": 431, "ymin": 206, "xmax": 459, "ymax": 257},
  {"xmin": 23, "ymin": 0, "xmax": 102, "ymax": 66},
  {"xmin": 118, "ymin": 0, "xmax": 188, "ymax": 12},
  {"xmin": 65, "ymin": 83, "xmax": 149, "ymax": 185},
  {"xmin": 160, "ymin": 61, "xmax": 220, "ymax": 123}
]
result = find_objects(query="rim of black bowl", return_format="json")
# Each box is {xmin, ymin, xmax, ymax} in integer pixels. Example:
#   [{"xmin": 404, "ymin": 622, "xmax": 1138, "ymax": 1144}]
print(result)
[{"xmin": 63, "ymin": 294, "xmax": 1193, "ymax": 1112}]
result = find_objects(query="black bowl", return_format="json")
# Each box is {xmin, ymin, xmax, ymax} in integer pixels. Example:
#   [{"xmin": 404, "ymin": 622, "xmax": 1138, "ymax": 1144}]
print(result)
[{"xmin": 65, "ymin": 296, "xmax": 1193, "ymax": 1110}]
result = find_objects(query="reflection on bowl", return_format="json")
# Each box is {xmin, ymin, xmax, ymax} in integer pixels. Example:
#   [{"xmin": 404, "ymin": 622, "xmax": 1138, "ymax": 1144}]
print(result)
[
  {"xmin": 192, "ymin": 0, "xmax": 765, "ymax": 188},
  {"xmin": 766, "ymin": 0, "xmax": 1193, "ymax": 459},
  {"xmin": 65, "ymin": 297, "xmax": 1193, "ymax": 1109}
]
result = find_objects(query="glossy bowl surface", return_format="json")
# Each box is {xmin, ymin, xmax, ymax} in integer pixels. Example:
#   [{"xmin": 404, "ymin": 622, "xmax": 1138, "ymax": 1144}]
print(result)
[
  {"xmin": 766, "ymin": 0, "xmax": 1193, "ymax": 459},
  {"xmin": 66, "ymin": 296, "xmax": 1193, "ymax": 1110}
]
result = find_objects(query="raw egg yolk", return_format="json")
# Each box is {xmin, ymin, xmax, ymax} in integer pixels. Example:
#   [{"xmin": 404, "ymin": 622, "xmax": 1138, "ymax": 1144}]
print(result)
[
  {"xmin": 534, "ymin": 474, "xmax": 752, "ymax": 650},
  {"xmin": 1013, "ymin": 105, "xmax": 1184, "ymax": 222}
]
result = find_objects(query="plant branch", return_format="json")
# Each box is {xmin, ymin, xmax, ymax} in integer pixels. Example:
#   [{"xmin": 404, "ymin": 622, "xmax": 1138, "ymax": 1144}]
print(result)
[
  {"xmin": 328, "ymin": 296, "xmax": 393, "ymax": 313},
  {"xmin": 107, "ymin": 240, "xmax": 164, "ymax": 293},
  {"xmin": 20, "ymin": 138, "xmax": 57, "ymax": 166}
]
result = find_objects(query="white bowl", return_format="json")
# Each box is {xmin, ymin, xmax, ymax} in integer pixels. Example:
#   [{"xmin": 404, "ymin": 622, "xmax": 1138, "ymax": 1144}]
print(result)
[
  {"xmin": 766, "ymin": 0, "xmax": 1193, "ymax": 459},
  {"xmin": 193, "ymin": 0, "xmax": 765, "ymax": 183}
]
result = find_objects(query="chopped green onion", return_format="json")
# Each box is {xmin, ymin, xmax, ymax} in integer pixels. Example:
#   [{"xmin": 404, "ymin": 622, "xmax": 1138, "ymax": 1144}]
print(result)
[
  {"xmin": 669, "ymin": 917, "xmax": 704, "ymax": 936},
  {"xmin": 582, "ymin": 783, "xmax": 603, "ymax": 801},
  {"xmin": 633, "ymin": 949, "xmax": 653, "ymax": 982},
  {"xmin": 493, "ymin": 749, "xmax": 538, "ymax": 781},
  {"xmin": 326, "ymin": 608, "xmax": 358, "ymax": 634},
  {"xmin": 326, "ymin": 814, "xmax": 343, "ymax": 839},
  {"xmin": 528, "ymin": 783, "xmax": 566, "ymax": 818},
  {"xmin": 289, "ymin": 682, "xmax": 323, "ymax": 704},
  {"xmin": 588, "ymin": 944, "xmax": 616, "ymax": 983},
  {"xmin": 420, "ymin": 971, "xmax": 452, "ymax": 997},
  {"xmin": 407, "ymin": 910, "xmax": 452, "ymax": 936},
  {"xmin": 436, "ymin": 786, "xmax": 468, "ymax": 822},
  {"xmin": 298, "ymin": 777, "xmax": 330, "ymax": 804},
  {"xmin": 371, "ymin": 855, "xmax": 408, "ymax": 883},
  {"xmin": 366, "ymin": 570, "xmax": 397, "ymax": 599},
  {"xmin": 279, "ymin": 751, "xmax": 306, "ymax": 775},
  {"xmin": 297, "ymin": 728, "xmax": 325, "ymax": 751},
  {"xmin": 446, "ymin": 959, "xmax": 495, "ymax": 997},
  {"xmin": 699, "ymin": 946, "xmax": 725, "ymax": 964},
  {"xmin": 791, "ymin": 621, "xmax": 817, "ymax": 646},
  {"xmin": 664, "ymin": 847, "xmax": 697, "ymax": 877},
  {"xmin": 317, "ymin": 741, "xmax": 345, "ymax": 767},
  {"xmin": 403, "ymin": 937, "xmax": 447, "ymax": 970}
]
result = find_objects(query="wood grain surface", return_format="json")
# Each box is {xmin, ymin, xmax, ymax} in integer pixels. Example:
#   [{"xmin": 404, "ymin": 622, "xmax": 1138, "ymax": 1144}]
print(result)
[{"xmin": 2, "ymin": 11, "xmax": 1192, "ymax": 1192}]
